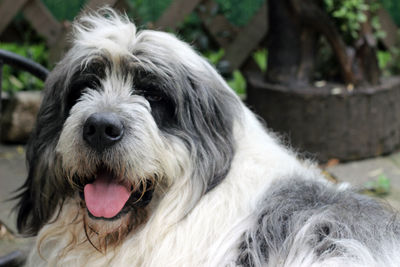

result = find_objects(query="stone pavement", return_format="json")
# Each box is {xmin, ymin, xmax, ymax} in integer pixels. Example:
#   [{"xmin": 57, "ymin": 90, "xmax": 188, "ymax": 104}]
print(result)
[
  {"xmin": 1, "ymin": 144, "xmax": 400, "ymax": 258},
  {"xmin": 326, "ymin": 152, "xmax": 400, "ymax": 209},
  {"xmin": 0, "ymin": 144, "xmax": 33, "ymax": 260}
]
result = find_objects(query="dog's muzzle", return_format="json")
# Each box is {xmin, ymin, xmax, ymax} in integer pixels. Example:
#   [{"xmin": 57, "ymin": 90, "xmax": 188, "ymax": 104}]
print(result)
[
  {"xmin": 79, "ymin": 112, "xmax": 154, "ymax": 220},
  {"xmin": 83, "ymin": 112, "xmax": 124, "ymax": 152}
]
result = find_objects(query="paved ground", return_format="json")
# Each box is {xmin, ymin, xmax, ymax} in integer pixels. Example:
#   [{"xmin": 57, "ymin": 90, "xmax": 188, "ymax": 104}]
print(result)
[
  {"xmin": 0, "ymin": 144, "xmax": 33, "ymax": 260},
  {"xmin": 326, "ymin": 153, "xmax": 400, "ymax": 209},
  {"xmin": 1, "ymin": 143, "xmax": 400, "ymax": 258}
]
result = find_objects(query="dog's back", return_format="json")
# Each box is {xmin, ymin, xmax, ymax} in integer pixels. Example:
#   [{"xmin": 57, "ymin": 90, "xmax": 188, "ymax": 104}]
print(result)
[{"xmin": 239, "ymin": 178, "xmax": 400, "ymax": 266}]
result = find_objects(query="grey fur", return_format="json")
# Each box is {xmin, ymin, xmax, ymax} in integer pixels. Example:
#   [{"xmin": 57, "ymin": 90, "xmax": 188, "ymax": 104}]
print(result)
[
  {"xmin": 238, "ymin": 178, "xmax": 400, "ymax": 266},
  {"xmin": 16, "ymin": 64, "xmax": 74, "ymax": 235}
]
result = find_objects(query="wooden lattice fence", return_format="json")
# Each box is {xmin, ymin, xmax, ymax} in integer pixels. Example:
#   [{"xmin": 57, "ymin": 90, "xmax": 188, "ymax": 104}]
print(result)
[
  {"xmin": 0, "ymin": 0, "xmax": 269, "ymax": 72},
  {"xmin": 0, "ymin": 0, "xmax": 397, "ymax": 72}
]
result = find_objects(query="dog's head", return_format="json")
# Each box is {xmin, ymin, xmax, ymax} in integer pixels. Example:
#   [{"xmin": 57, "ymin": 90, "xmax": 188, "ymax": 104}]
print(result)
[{"xmin": 16, "ymin": 9, "xmax": 242, "ymax": 244}]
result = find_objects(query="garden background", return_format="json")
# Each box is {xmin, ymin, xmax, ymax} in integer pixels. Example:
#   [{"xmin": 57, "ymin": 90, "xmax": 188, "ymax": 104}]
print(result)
[{"xmin": 1, "ymin": 0, "xmax": 400, "ymax": 262}]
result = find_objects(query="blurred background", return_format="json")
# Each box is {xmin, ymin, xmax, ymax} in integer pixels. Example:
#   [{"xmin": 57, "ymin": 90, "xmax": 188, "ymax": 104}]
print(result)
[{"xmin": 0, "ymin": 0, "xmax": 400, "ymax": 260}]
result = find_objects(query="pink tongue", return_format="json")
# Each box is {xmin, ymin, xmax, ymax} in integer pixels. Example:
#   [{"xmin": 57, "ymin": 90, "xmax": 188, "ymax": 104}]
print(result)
[{"xmin": 84, "ymin": 173, "xmax": 131, "ymax": 218}]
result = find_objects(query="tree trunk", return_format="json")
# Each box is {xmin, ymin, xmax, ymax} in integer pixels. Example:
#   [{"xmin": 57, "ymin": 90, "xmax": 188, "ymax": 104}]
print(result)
[
  {"xmin": 266, "ymin": 0, "xmax": 304, "ymax": 86},
  {"xmin": 266, "ymin": 0, "xmax": 359, "ymax": 86},
  {"xmin": 354, "ymin": 9, "xmax": 381, "ymax": 85}
]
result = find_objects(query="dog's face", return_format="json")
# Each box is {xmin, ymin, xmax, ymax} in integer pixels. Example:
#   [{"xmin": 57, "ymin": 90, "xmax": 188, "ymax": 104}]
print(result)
[{"xmin": 16, "ymin": 10, "xmax": 241, "ymax": 244}]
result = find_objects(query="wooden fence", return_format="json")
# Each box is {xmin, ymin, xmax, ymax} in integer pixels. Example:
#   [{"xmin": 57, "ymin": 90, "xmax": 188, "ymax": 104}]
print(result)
[
  {"xmin": 0, "ymin": 0, "xmax": 268, "ymax": 72},
  {"xmin": 0, "ymin": 0, "xmax": 397, "ymax": 72}
]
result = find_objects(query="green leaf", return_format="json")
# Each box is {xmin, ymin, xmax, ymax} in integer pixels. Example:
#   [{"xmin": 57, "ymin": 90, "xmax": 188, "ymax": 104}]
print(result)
[
  {"xmin": 363, "ymin": 174, "xmax": 391, "ymax": 196},
  {"xmin": 357, "ymin": 13, "xmax": 367, "ymax": 23},
  {"xmin": 377, "ymin": 174, "xmax": 391, "ymax": 193},
  {"xmin": 378, "ymin": 50, "xmax": 391, "ymax": 69},
  {"xmin": 227, "ymin": 70, "xmax": 246, "ymax": 95},
  {"xmin": 0, "ymin": 43, "xmax": 47, "ymax": 93},
  {"xmin": 204, "ymin": 49, "xmax": 225, "ymax": 66},
  {"xmin": 252, "ymin": 49, "xmax": 268, "ymax": 73}
]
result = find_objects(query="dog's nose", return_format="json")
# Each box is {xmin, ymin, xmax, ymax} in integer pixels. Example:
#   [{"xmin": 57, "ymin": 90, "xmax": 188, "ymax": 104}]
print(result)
[{"xmin": 83, "ymin": 112, "xmax": 124, "ymax": 152}]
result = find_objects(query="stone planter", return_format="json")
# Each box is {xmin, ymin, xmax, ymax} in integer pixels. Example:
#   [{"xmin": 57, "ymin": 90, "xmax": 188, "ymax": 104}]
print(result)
[
  {"xmin": 246, "ymin": 72, "xmax": 400, "ymax": 162},
  {"xmin": 1, "ymin": 91, "xmax": 42, "ymax": 143}
]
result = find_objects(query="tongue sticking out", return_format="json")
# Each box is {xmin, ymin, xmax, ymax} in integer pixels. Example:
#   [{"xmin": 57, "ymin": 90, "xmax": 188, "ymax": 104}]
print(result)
[{"xmin": 84, "ymin": 171, "xmax": 131, "ymax": 219}]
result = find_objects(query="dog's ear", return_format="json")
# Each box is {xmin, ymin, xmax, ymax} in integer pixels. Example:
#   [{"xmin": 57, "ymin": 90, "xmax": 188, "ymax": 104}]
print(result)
[
  {"xmin": 180, "ymin": 62, "xmax": 242, "ymax": 193},
  {"xmin": 15, "ymin": 65, "xmax": 71, "ymax": 235}
]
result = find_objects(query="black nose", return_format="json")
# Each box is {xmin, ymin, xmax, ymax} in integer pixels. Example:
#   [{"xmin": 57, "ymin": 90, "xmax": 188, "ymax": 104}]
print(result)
[{"xmin": 83, "ymin": 112, "xmax": 124, "ymax": 152}]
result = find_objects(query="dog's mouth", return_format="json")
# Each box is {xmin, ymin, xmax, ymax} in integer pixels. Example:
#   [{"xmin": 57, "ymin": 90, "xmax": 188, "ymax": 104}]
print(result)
[{"xmin": 78, "ymin": 166, "xmax": 154, "ymax": 221}]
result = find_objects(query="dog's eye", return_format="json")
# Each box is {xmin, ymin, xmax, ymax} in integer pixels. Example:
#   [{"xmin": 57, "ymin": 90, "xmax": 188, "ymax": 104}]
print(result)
[
  {"xmin": 144, "ymin": 93, "xmax": 163, "ymax": 102},
  {"xmin": 66, "ymin": 78, "xmax": 99, "ymax": 110},
  {"xmin": 136, "ymin": 90, "xmax": 163, "ymax": 102}
]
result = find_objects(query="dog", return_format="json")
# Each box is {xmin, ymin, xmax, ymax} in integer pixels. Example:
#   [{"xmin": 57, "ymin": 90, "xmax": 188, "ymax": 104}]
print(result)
[{"xmin": 15, "ymin": 9, "xmax": 400, "ymax": 267}]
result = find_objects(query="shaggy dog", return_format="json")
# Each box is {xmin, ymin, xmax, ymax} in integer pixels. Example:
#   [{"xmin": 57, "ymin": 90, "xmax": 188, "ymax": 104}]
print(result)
[{"xmin": 16, "ymin": 9, "xmax": 400, "ymax": 267}]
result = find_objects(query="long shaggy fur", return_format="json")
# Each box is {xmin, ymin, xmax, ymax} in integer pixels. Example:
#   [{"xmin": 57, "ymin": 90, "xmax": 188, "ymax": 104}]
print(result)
[{"xmin": 15, "ymin": 9, "xmax": 400, "ymax": 267}]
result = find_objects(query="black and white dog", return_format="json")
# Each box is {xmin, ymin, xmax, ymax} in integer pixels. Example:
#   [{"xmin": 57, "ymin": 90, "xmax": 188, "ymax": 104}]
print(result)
[{"xmin": 16, "ymin": 9, "xmax": 400, "ymax": 266}]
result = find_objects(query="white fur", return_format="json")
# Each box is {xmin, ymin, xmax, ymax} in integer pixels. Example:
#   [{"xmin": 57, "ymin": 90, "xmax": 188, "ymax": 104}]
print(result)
[
  {"xmin": 24, "ymin": 10, "xmax": 400, "ymax": 267},
  {"xmin": 29, "ymin": 106, "xmax": 320, "ymax": 266}
]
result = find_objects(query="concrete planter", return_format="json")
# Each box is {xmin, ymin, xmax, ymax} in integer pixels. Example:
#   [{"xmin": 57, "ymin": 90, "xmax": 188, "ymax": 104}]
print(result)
[
  {"xmin": 1, "ymin": 91, "xmax": 42, "ymax": 143},
  {"xmin": 246, "ymin": 72, "xmax": 400, "ymax": 162}
]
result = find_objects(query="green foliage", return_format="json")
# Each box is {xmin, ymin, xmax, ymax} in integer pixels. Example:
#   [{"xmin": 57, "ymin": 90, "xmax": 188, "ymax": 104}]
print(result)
[
  {"xmin": 203, "ymin": 49, "xmax": 246, "ymax": 96},
  {"xmin": 380, "ymin": 0, "xmax": 400, "ymax": 26},
  {"xmin": 370, "ymin": 14, "xmax": 387, "ymax": 40},
  {"xmin": 320, "ymin": 1, "xmax": 400, "ymax": 79},
  {"xmin": 389, "ymin": 46, "xmax": 400, "ymax": 73},
  {"xmin": 227, "ymin": 70, "xmax": 246, "ymax": 96},
  {"xmin": 175, "ymin": 13, "xmax": 211, "ymax": 51},
  {"xmin": 377, "ymin": 50, "xmax": 391, "ymax": 70},
  {"xmin": 129, "ymin": 0, "xmax": 174, "ymax": 24},
  {"xmin": 377, "ymin": 31, "xmax": 400, "ymax": 76},
  {"xmin": 363, "ymin": 174, "xmax": 391, "ymax": 196},
  {"xmin": 40, "ymin": 0, "xmax": 265, "ymax": 27},
  {"xmin": 324, "ymin": 0, "xmax": 370, "ymax": 42},
  {"xmin": 0, "ymin": 43, "xmax": 48, "ymax": 94},
  {"xmin": 42, "ymin": 0, "xmax": 172, "ymax": 24},
  {"xmin": 252, "ymin": 48, "xmax": 268, "ymax": 73},
  {"xmin": 204, "ymin": 49, "xmax": 225, "ymax": 66},
  {"xmin": 214, "ymin": 0, "xmax": 264, "ymax": 26},
  {"xmin": 42, "ymin": 0, "xmax": 86, "ymax": 21},
  {"xmin": 323, "ymin": 0, "xmax": 387, "ymax": 45}
]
